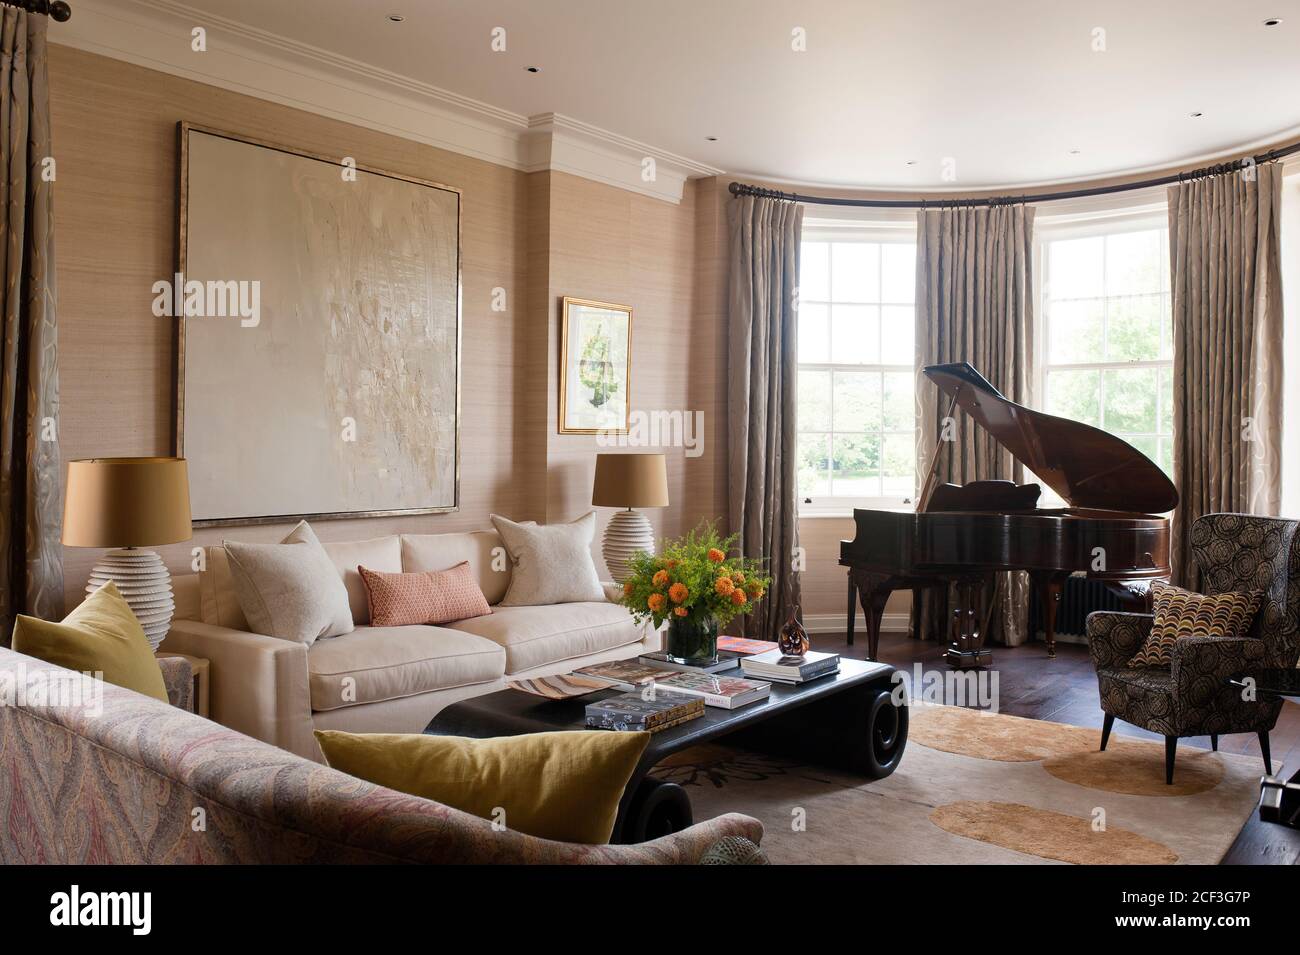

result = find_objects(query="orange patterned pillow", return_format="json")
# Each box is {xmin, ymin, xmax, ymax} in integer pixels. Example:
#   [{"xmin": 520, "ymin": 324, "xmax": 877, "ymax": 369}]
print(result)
[
  {"xmin": 1130, "ymin": 581, "xmax": 1263, "ymax": 667},
  {"xmin": 358, "ymin": 562, "xmax": 492, "ymax": 627}
]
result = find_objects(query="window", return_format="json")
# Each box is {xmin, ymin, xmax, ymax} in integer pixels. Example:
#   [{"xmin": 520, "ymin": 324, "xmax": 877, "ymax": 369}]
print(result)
[
  {"xmin": 1039, "ymin": 218, "xmax": 1173, "ymax": 490},
  {"xmin": 796, "ymin": 231, "xmax": 917, "ymax": 511}
]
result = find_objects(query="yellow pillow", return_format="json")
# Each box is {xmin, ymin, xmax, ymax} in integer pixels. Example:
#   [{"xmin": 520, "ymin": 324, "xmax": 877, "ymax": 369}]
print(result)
[
  {"xmin": 315, "ymin": 729, "xmax": 650, "ymax": 844},
  {"xmin": 12, "ymin": 581, "xmax": 168, "ymax": 703}
]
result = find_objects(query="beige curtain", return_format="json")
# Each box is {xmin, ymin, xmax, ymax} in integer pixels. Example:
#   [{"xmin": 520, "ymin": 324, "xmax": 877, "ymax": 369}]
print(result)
[
  {"xmin": 914, "ymin": 202, "xmax": 1036, "ymax": 645},
  {"xmin": 1, "ymin": 9, "xmax": 63, "ymax": 641},
  {"xmin": 1168, "ymin": 163, "xmax": 1284, "ymax": 588},
  {"xmin": 728, "ymin": 195, "xmax": 803, "ymax": 637}
]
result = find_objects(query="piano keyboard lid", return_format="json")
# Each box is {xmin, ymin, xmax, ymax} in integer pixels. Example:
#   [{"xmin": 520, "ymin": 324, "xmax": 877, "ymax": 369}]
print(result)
[{"xmin": 923, "ymin": 362, "xmax": 1179, "ymax": 515}]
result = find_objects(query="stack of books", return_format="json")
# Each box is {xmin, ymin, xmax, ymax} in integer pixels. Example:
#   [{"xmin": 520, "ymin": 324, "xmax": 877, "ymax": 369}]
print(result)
[
  {"xmin": 584, "ymin": 690, "xmax": 703, "ymax": 733},
  {"xmin": 649, "ymin": 672, "xmax": 771, "ymax": 709},
  {"xmin": 638, "ymin": 650, "xmax": 742, "ymax": 674},
  {"xmin": 573, "ymin": 660, "xmax": 676, "ymax": 688},
  {"xmin": 740, "ymin": 649, "xmax": 840, "ymax": 684}
]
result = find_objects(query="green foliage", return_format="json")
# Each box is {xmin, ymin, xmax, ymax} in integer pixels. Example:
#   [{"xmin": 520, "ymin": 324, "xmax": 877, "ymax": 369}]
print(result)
[{"xmin": 617, "ymin": 520, "xmax": 772, "ymax": 629}]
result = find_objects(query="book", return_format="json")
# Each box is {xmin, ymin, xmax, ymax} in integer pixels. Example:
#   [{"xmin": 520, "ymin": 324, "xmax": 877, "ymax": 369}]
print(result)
[
  {"xmin": 741, "ymin": 649, "xmax": 841, "ymax": 683},
  {"xmin": 639, "ymin": 650, "xmax": 744, "ymax": 674},
  {"xmin": 573, "ymin": 659, "xmax": 680, "ymax": 688},
  {"xmin": 505, "ymin": 674, "xmax": 612, "ymax": 700},
  {"xmin": 649, "ymin": 671, "xmax": 771, "ymax": 709},
  {"xmin": 584, "ymin": 690, "xmax": 704, "ymax": 733},
  {"xmin": 715, "ymin": 636, "xmax": 780, "ymax": 656}
]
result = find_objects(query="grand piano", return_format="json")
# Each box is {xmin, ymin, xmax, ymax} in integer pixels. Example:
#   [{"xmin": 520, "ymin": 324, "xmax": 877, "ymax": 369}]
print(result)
[{"xmin": 840, "ymin": 362, "xmax": 1178, "ymax": 668}]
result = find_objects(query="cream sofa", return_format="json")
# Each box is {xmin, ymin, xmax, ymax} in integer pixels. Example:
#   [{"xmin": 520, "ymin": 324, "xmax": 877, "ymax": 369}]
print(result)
[{"xmin": 161, "ymin": 528, "xmax": 659, "ymax": 762}]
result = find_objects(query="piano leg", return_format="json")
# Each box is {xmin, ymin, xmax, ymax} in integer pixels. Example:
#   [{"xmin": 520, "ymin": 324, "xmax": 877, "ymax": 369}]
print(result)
[
  {"xmin": 846, "ymin": 574, "xmax": 856, "ymax": 647},
  {"xmin": 850, "ymin": 571, "xmax": 894, "ymax": 662},
  {"xmin": 945, "ymin": 576, "xmax": 992, "ymax": 669},
  {"xmin": 1032, "ymin": 571, "xmax": 1069, "ymax": 659}
]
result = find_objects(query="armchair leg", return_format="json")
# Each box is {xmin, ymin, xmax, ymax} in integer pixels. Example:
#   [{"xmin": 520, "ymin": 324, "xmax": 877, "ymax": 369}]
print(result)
[
  {"xmin": 1165, "ymin": 736, "xmax": 1177, "ymax": 785},
  {"xmin": 1100, "ymin": 713, "xmax": 1115, "ymax": 752},
  {"xmin": 1210, "ymin": 734, "xmax": 1218, "ymax": 752},
  {"xmin": 1258, "ymin": 731, "xmax": 1272, "ymax": 775}
]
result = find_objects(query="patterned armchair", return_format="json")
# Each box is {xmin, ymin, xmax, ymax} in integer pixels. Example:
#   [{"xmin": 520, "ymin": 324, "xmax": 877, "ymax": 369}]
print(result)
[{"xmin": 1086, "ymin": 513, "xmax": 1300, "ymax": 783}]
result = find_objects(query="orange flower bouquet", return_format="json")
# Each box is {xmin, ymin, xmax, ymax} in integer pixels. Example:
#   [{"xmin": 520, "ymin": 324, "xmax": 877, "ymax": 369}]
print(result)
[{"xmin": 618, "ymin": 521, "xmax": 771, "ymax": 664}]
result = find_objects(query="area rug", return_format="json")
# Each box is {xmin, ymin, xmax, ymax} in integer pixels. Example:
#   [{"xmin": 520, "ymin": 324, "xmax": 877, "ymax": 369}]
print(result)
[{"xmin": 648, "ymin": 705, "xmax": 1267, "ymax": 864}]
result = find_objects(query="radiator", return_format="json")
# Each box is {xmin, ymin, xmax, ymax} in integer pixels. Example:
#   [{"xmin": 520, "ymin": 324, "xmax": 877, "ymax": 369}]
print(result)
[{"xmin": 1028, "ymin": 575, "xmax": 1128, "ymax": 642}]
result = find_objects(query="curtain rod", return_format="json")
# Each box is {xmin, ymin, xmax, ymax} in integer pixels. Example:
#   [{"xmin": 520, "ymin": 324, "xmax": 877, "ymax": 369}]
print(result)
[
  {"xmin": 728, "ymin": 140, "xmax": 1300, "ymax": 208},
  {"xmin": 0, "ymin": 0, "xmax": 71, "ymax": 21}
]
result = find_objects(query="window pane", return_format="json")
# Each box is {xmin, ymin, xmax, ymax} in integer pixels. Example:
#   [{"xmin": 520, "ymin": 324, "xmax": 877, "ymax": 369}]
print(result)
[
  {"xmin": 1160, "ymin": 293, "xmax": 1173, "ymax": 359},
  {"xmin": 1158, "ymin": 437, "xmax": 1173, "ymax": 477},
  {"xmin": 830, "ymin": 305, "xmax": 878, "ymax": 364},
  {"xmin": 831, "ymin": 242, "xmax": 879, "ymax": 302},
  {"xmin": 1159, "ymin": 366, "xmax": 1173, "ymax": 434},
  {"xmin": 1047, "ymin": 299, "xmax": 1104, "ymax": 363},
  {"xmin": 1105, "ymin": 295, "xmax": 1162, "ymax": 361},
  {"xmin": 1105, "ymin": 229, "xmax": 1162, "ymax": 296},
  {"xmin": 880, "ymin": 305, "xmax": 914, "ymax": 365},
  {"xmin": 1049, "ymin": 236, "xmax": 1104, "ymax": 300},
  {"xmin": 831, "ymin": 434, "xmax": 880, "ymax": 497},
  {"xmin": 797, "ymin": 369, "xmax": 831, "ymax": 431},
  {"xmin": 1126, "ymin": 434, "xmax": 1158, "ymax": 462},
  {"xmin": 1047, "ymin": 369, "xmax": 1101, "ymax": 427},
  {"xmin": 798, "ymin": 303, "xmax": 829, "ymax": 363},
  {"xmin": 882, "ymin": 372, "xmax": 913, "ymax": 431},
  {"xmin": 1104, "ymin": 367, "xmax": 1158, "ymax": 433},
  {"xmin": 881, "ymin": 433, "xmax": 914, "ymax": 497},
  {"xmin": 881, "ymin": 243, "xmax": 916, "ymax": 303},
  {"xmin": 800, "ymin": 242, "xmax": 829, "ymax": 301},
  {"xmin": 797, "ymin": 433, "xmax": 830, "ymax": 498},
  {"xmin": 832, "ymin": 371, "xmax": 881, "ymax": 431}
]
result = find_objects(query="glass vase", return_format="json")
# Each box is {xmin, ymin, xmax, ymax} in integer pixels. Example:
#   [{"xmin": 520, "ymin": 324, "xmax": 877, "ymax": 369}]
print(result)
[{"xmin": 666, "ymin": 614, "xmax": 719, "ymax": 666}]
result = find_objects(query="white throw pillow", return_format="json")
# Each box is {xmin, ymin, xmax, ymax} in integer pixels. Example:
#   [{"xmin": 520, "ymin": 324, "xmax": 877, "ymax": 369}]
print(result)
[
  {"xmin": 490, "ymin": 513, "xmax": 605, "ymax": 606},
  {"xmin": 223, "ymin": 521, "xmax": 354, "ymax": 645}
]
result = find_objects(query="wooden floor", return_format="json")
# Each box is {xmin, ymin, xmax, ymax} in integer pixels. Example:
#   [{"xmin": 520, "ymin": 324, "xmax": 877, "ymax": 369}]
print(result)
[{"xmin": 814, "ymin": 629, "xmax": 1300, "ymax": 865}]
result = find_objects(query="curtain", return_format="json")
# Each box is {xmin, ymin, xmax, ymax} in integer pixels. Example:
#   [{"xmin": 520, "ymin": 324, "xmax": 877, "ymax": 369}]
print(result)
[
  {"xmin": 727, "ymin": 195, "xmax": 803, "ymax": 637},
  {"xmin": 1, "ymin": 9, "xmax": 63, "ymax": 642},
  {"xmin": 914, "ymin": 203, "xmax": 1036, "ymax": 645},
  {"xmin": 1168, "ymin": 163, "xmax": 1284, "ymax": 588}
]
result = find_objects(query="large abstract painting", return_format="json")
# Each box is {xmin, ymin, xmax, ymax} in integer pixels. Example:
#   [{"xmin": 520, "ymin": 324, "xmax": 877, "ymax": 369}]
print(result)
[{"xmin": 177, "ymin": 124, "xmax": 461, "ymax": 525}]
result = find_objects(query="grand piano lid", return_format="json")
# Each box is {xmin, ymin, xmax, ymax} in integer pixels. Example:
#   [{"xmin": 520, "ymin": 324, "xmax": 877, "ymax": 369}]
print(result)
[{"xmin": 923, "ymin": 362, "xmax": 1179, "ymax": 514}]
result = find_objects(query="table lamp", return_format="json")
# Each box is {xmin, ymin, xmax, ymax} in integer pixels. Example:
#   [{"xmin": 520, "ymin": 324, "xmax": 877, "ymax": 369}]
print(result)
[
  {"xmin": 592, "ymin": 452, "xmax": 669, "ymax": 581},
  {"xmin": 62, "ymin": 457, "xmax": 193, "ymax": 651}
]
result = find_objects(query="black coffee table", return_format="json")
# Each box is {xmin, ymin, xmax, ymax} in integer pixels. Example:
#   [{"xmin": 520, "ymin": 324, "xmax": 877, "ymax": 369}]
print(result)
[
  {"xmin": 425, "ymin": 657, "xmax": 908, "ymax": 843},
  {"xmin": 1227, "ymin": 669, "xmax": 1300, "ymax": 829}
]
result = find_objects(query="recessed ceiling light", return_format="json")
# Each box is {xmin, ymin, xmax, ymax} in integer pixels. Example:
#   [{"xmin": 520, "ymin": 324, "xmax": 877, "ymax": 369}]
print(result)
[
  {"xmin": 387, "ymin": 14, "xmax": 404, "ymax": 22},
  {"xmin": 1263, "ymin": 17, "xmax": 1282, "ymax": 26},
  {"xmin": 525, "ymin": 66, "xmax": 541, "ymax": 73},
  {"xmin": 905, "ymin": 160, "xmax": 917, "ymax": 166},
  {"xmin": 1189, "ymin": 111, "xmax": 1203, "ymax": 118},
  {"xmin": 705, "ymin": 136, "xmax": 718, "ymax": 142},
  {"xmin": 1068, "ymin": 148, "xmax": 1081, "ymax": 155}
]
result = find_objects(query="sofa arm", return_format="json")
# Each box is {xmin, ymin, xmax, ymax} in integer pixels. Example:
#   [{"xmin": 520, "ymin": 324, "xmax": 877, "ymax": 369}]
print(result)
[
  {"xmin": 1172, "ymin": 635, "xmax": 1271, "ymax": 723},
  {"xmin": 159, "ymin": 619, "xmax": 320, "ymax": 762},
  {"xmin": 1086, "ymin": 611, "xmax": 1153, "ymax": 670},
  {"xmin": 601, "ymin": 580, "xmax": 625, "ymax": 603}
]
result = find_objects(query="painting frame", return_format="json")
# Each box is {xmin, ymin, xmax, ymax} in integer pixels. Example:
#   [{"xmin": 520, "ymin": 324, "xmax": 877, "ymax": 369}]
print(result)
[
  {"xmin": 558, "ymin": 296, "xmax": 633, "ymax": 435},
  {"xmin": 175, "ymin": 121, "xmax": 463, "ymax": 527}
]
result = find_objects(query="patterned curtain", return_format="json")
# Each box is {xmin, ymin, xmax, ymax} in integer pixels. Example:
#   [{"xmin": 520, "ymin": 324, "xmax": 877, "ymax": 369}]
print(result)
[
  {"xmin": 1168, "ymin": 164, "xmax": 1284, "ymax": 589},
  {"xmin": 914, "ymin": 203, "xmax": 1036, "ymax": 645},
  {"xmin": 0, "ymin": 9, "xmax": 63, "ymax": 641},
  {"xmin": 727, "ymin": 195, "xmax": 803, "ymax": 637}
]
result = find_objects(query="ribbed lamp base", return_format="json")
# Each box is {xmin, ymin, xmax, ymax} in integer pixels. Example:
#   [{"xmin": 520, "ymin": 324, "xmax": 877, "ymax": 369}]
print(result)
[
  {"xmin": 602, "ymin": 509, "xmax": 656, "ymax": 582},
  {"xmin": 86, "ymin": 548, "xmax": 174, "ymax": 652}
]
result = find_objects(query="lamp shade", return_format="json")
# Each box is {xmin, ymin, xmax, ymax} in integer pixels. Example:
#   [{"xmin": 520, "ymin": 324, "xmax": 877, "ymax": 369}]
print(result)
[
  {"xmin": 592, "ymin": 453, "xmax": 669, "ymax": 508},
  {"xmin": 63, "ymin": 457, "xmax": 193, "ymax": 547}
]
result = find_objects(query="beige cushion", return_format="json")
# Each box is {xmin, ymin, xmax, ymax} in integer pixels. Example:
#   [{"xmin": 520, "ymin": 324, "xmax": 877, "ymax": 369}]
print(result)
[
  {"xmin": 490, "ymin": 513, "xmax": 604, "ymax": 606},
  {"xmin": 307, "ymin": 625, "xmax": 505, "ymax": 712},
  {"xmin": 400, "ymin": 530, "xmax": 517, "ymax": 605},
  {"xmin": 445, "ymin": 601, "xmax": 641, "ymax": 674},
  {"xmin": 198, "ymin": 546, "xmax": 249, "ymax": 631},
  {"xmin": 320, "ymin": 535, "xmax": 402, "ymax": 624},
  {"xmin": 224, "ymin": 521, "xmax": 354, "ymax": 646}
]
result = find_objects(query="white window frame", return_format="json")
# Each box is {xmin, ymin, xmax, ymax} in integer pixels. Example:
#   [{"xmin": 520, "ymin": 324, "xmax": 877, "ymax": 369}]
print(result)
[
  {"xmin": 797, "ymin": 217, "xmax": 918, "ymax": 517},
  {"xmin": 1033, "ymin": 202, "xmax": 1173, "ymax": 505}
]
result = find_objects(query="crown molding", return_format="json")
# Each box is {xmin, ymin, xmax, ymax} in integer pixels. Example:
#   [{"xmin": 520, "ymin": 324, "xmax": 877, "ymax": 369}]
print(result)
[{"xmin": 51, "ymin": 0, "xmax": 722, "ymax": 203}]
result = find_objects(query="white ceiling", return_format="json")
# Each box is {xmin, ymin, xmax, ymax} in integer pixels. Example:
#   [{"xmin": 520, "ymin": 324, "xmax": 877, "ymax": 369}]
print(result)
[{"xmin": 166, "ymin": 0, "xmax": 1300, "ymax": 189}]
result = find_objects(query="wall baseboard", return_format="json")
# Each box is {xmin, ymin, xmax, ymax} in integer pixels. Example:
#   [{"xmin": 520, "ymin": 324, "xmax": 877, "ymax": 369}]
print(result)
[{"xmin": 802, "ymin": 612, "xmax": 910, "ymax": 635}]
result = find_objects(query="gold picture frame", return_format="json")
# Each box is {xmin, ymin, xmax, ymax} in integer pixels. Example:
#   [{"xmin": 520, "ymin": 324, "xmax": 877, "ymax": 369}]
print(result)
[{"xmin": 558, "ymin": 297, "xmax": 633, "ymax": 435}]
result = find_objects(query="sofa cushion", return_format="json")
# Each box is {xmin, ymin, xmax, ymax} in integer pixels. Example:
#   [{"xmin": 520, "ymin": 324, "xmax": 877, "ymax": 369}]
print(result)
[
  {"xmin": 400, "ymin": 530, "xmax": 515, "ymax": 605},
  {"xmin": 444, "ymin": 602, "xmax": 642, "ymax": 674},
  {"xmin": 307, "ymin": 625, "xmax": 505, "ymax": 712},
  {"xmin": 198, "ymin": 545, "xmax": 249, "ymax": 631},
  {"xmin": 320, "ymin": 535, "xmax": 402, "ymax": 625}
]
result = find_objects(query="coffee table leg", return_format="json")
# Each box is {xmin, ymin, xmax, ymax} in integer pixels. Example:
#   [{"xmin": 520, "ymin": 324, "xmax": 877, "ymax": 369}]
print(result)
[{"xmin": 613, "ymin": 776, "xmax": 694, "ymax": 844}]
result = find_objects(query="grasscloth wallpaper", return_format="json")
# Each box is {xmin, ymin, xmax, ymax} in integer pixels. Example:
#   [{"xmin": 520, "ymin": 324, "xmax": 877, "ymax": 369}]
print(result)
[{"xmin": 49, "ymin": 45, "xmax": 725, "ymax": 611}]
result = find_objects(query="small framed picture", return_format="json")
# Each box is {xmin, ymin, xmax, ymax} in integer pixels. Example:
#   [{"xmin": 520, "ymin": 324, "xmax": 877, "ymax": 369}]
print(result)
[{"xmin": 559, "ymin": 297, "xmax": 632, "ymax": 434}]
